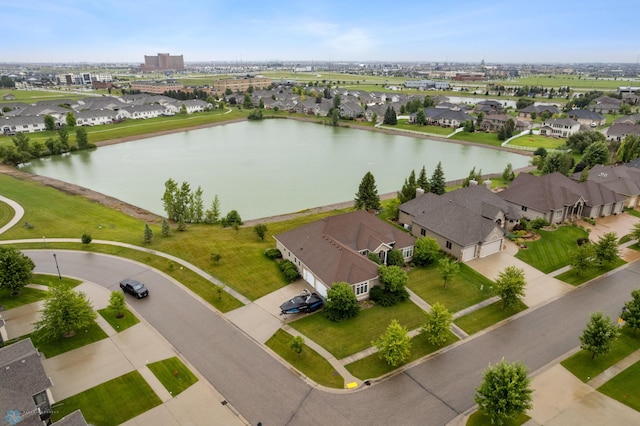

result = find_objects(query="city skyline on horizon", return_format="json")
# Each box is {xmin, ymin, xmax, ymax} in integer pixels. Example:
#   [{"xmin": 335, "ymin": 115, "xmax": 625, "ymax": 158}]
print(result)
[{"xmin": 3, "ymin": 0, "xmax": 639, "ymax": 65}]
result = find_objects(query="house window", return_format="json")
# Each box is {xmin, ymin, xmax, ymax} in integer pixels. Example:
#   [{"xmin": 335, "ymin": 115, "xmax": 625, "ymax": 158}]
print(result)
[
  {"xmin": 446, "ymin": 241, "xmax": 452, "ymax": 250},
  {"xmin": 354, "ymin": 282, "xmax": 368, "ymax": 295},
  {"xmin": 403, "ymin": 247, "xmax": 413, "ymax": 258},
  {"xmin": 420, "ymin": 229, "xmax": 426, "ymax": 236},
  {"xmin": 521, "ymin": 206, "xmax": 528, "ymax": 212},
  {"xmin": 555, "ymin": 210, "xmax": 563, "ymax": 219}
]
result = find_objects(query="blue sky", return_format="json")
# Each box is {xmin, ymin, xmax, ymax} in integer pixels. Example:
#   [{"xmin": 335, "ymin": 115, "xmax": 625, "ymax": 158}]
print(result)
[{"xmin": 2, "ymin": 0, "xmax": 638, "ymax": 64}]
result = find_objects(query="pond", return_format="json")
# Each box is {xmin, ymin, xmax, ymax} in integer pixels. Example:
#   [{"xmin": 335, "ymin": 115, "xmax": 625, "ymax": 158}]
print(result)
[{"xmin": 21, "ymin": 119, "xmax": 530, "ymax": 220}]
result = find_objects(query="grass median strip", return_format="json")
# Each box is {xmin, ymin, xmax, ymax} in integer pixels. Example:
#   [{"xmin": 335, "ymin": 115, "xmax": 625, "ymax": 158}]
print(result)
[
  {"xmin": 32, "ymin": 321, "xmax": 109, "ymax": 358},
  {"xmin": 454, "ymin": 300, "xmax": 527, "ymax": 335},
  {"xmin": 98, "ymin": 307, "xmax": 140, "ymax": 332},
  {"xmin": 554, "ymin": 257, "xmax": 626, "ymax": 286},
  {"xmin": 266, "ymin": 329, "xmax": 344, "ymax": 388},
  {"xmin": 147, "ymin": 356, "xmax": 199, "ymax": 396},
  {"xmin": 50, "ymin": 370, "xmax": 162, "ymax": 425},
  {"xmin": 598, "ymin": 359, "xmax": 640, "ymax": 412}
]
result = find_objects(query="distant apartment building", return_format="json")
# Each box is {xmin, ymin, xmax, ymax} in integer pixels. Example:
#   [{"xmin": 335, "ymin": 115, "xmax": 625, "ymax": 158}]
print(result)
[
  {"xmin": 212, "ymin": 76, "xmax": 272, "ymax": 94},
  {"xmin": 404, "ymin": 79, "xmax": 450, "ymax": 90},
  {"xmin": 142, "ymin": 53, "xmax": 185, "ymax": 72},
  {"xmin": 453, "ymin": 72, "xmax": 486, "ymax": 81},
  {"xmin": 129, "ymin": 80, "xmax": 184, "ymax": 95},
  {"xmin": 56, "ymin": 73, "xmax": 113, "ymax": 85}
]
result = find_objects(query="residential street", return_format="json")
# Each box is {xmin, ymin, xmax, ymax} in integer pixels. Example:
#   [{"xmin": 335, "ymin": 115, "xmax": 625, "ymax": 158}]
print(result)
[{"xmin": 25, "ymin": 250, "xmax": 640, "ymax": 425}]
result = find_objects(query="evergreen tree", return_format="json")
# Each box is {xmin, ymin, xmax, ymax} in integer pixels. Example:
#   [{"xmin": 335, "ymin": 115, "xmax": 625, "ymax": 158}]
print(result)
[
  {"xmin": 161, "ymin": 218, "xmax": 171, "ymax": 237},
  {"xmin": 417, "ymin": 165, "xmax": 430, "ymax": 192},
  {"xmin": 398, "ymin": 170, "xmax": 417, "ymax": 203},
  {"xmin": 143, "ymin": 224, "xmax": 153, "ymax": 244},
  {"xmin": 430, "ymin": 161, "xmax": 446, "ymax": 195},
  {"xmin": 383, "ymin": 106, "xmax": 397, "ymax": 125},
  {"xmin": 415, "ymin": 109, "xmax": 427, "ymax": 125},
  {"xmin": 354, "ymin": 171, "xmax": 381, "ymax": 211}
]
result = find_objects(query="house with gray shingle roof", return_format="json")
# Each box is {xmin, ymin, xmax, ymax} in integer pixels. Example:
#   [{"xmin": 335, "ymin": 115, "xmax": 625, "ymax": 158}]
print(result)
[
  {"xmin": 567, "ymin": 109, "xmax": 605, "ymax": 127},
  {"xmin": 606, "ymin": 123, "xmax": 640, "ymax": 142},
  {"xmin": 274, "ymin": 210, "xmax": 415, "ymax": 300},
  {"xmin": 399, "ymin": 185, "xmax": 519, "ymax": 261},
  {"xmin": 1, "ymin": 115, "xmax": 47, "ymax": 134},
  {"xmin": 517, "ymin": 104, "xmax": 560, "ymax": 119},
  {"xmin": 571, "ymin": 164, "xmax": 640, "ymax": 209},
  {"xmin": 539, "ymin": 118, "xmax": 581, "ymax": 138},
  {"xmin": 0, "ymin": 338, "xmax": 54, "ymax": 425},
  {"xmin": 75, "ymin": 109, "xmax": 118, "ymax": 126}
]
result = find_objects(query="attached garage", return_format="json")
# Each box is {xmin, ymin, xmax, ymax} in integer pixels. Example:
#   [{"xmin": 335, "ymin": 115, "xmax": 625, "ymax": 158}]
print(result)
[
  {"xmin": 461, "ymin": 246, "xmax": 476, "ymax": 262},
  {"xmin": 303, "ymin": 268, "xmax": 327, "ymax": 298},
  {"xmin": 479, "ymin": 238, "xmax": 503, "ymax": 258}
]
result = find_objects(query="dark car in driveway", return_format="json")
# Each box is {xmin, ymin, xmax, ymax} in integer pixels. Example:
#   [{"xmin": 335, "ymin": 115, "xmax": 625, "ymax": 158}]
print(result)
[{"xmin": 120, "ymin": 278, "xmax": 149, "ymax": 299}]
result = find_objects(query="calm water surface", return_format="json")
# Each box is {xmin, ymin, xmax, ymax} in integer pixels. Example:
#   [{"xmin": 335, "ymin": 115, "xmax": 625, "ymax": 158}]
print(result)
[{"xmin": 21, "ymin": 120, "xmax": 530, "ymax": 220}]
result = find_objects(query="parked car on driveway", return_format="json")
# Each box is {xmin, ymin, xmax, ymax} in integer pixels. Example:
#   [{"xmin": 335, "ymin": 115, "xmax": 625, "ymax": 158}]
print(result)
[{"xmin": 120, "ymin": 278, "xmax": 149, "ymax": 299}]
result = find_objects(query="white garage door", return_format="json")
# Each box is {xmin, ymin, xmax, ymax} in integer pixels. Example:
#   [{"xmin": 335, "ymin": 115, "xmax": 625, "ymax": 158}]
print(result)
[
  {"xmin": 315, "ymin": 282, "xmax": 328, "ymax": 298},
  {"xmin": 461, "ymin": 246, "xmax": 476, "ymax": 262},
  {"xmin": 479, "ymin": 239, "xmax": 502, "ymax": 258}
]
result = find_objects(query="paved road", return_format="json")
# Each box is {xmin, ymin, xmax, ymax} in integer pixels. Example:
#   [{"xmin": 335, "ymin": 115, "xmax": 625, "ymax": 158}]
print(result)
[{"xmin": 26, "ymin": 250, "xmax": 640, "ymax": 425}]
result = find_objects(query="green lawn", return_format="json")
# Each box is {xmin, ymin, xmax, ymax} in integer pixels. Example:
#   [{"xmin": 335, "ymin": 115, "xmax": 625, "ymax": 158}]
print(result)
[
  {"xmin": 515, "ymin": 226, "xmax": 589, "ymax": 273},
  {"xmin": 147, "ymin": 356, "xmax": 198, "ymax": 396},
  {"xmin": 0, "ymin": 286, "xmax": 48, "ymax": 310},
  {"xmin": 32, "ymin": 321, "xmax": 108, "ymax": 358},
  {"xmin": 97, "ymin": 307, "xmax": 140, "ymax": 332},
  {"xmin": 408, "ymin": 263, "xmax": 495, "ymax": 313},
  {"xmin": 554, "ymin": 257, "xmax": 626, "ymax": 285},
  {"xmin": 454, "ymin": 300, "xmax": 527, "ymax": 335},
  {"xmin": 451, "ymin": 131, "xmax": 503, "ymax": 147},
  {"xmin": 289, "ymin": 301, "xmax": 426, "ymax": 359},
  {"xmin": 394, "ymin": 119, "xmax": 455, "ymax": 136},
  {"xmin": 30, "ymin": 273, "xmax": 82, "ymax": 288},
  {"xmin": 0, "ymin": 200, "xmax": 13, "ymax": 227},
  {"xmin": 560, "ymin": 327, "xmax": 640, "ymax": 383},
  {"xmin": 266, "ymin": 329, "xmax": 344, "ymax": 388},
  {"xmin": 466, "ymin": 410, "xmax": 530, "ymax": 426},
  {"xmin": 507, "ymin": 134, "xmax": 566, "ymax": 150},
  {"xmin": 598, "ymin": 359, "xmax": 640, "ymax": 412},
  {"xmin": 50, "ymin": 371, "xmax": 162, "ymax": 425},
  {"xmin": 345, "ymin": 329, "xmax": 458, "ymax": 380},
  {"xmin": 0, "ymin": 173, "xmax": 350, "ymax": 302}
]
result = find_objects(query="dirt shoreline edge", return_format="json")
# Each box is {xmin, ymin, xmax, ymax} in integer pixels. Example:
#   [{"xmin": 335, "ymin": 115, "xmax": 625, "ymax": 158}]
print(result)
[{"xmin": 1, "ymin": 116, "xmax": 532, "ymax": 225}]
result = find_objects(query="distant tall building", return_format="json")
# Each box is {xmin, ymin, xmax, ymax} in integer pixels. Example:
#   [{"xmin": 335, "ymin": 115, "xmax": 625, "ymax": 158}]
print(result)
[{"xmin": 141, "ymin": 53, "xmax": 185, "ymax": 72}]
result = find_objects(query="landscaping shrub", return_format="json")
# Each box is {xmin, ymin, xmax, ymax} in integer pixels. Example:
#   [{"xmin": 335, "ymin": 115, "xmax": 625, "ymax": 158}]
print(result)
[
  {"xmin": 264, "ymin": 248, "xmax": 282, "ymax": 259},
  {"xmin": 577, "ymin": 238, "xmax": 591, "ymax": 246},
  {"xmin": 278, "ymin": 260, "xmax": 299, "ymax": 282},
  {"xmin": 368, "ymin": 252, "xmax": 382, "ymax": 264},
  {"xmin": 387, "ymin": 249, "xmax": 405, "ymax": 267},
  {"xmin": 530, "ymin": 218, "xmax": 550, "ymax": 230},
  {"xmin": 370, "ymin": 285, "xmax": 409, "ymax": 307}
]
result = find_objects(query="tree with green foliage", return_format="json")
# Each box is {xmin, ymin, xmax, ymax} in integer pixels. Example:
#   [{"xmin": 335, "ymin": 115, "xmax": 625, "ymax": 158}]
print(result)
[
  {"xmin": 33, "ymin": 284, "xmax": 97, "ymax": 340},
  {"xmin": 430, "ymin": 161, "xmax": 446, "ymax": 195},
  {"xmin": 621, "ymin": 289, "xmax": 640, "ymax": 335},
  {"xmin": 398, "ymin": 170, "xmax": 417, "ymax": 203},
  {"xmin": 413, "ymin": 237, "xmax": 440, "ymax": 266},
  {"xmin": 502, "ymin": 163, "xmax": 515, "ymax": 182},
  {"xmin": 581, "ymin": 141, "xmax": 609, "ymax": 166},
  {"xmin": 569, "ymin": 243, "xmax": 595, "ymax": 276},
  {"xmin": 373, "ymin": 319, "xmax": 411, "ymax": 367},
  {"xmin": 65, "ymin": 112, "xmax": 76, "ymax": 128},
  {"xmin": 463, "ymin": 119, "xmax": 475, "ymax": 133},
  {"xmin": 383, "ymin": 105, "xmax": 397, "ymax": 125},
  {"xmin": 541, "ymin": 151, "xmax": 573, "ymax": 175},
  {"xmin": 58, "ymin": 126, "xmax": 70, "ymax": 151},
  {"xmin": 516, "ymin": 98, "xmax": 535, "ymax": 110},
  {"xmin": 580, "ymin": 312, "xmax": 620, "ymax": 359},
  {"xmin": 533, "ymin": 147, "xmax": 547, "ymax": 158},
  {"xmin": 161, "ymin": 219, "xmax": 170, "ymax": 237},
  {"xmin": 190, "ymin": 186, "xmax": 205, "ymax": 223},
  {"xmin": 378, "ymin": 265, "xmax": 408, "ymax": 293},
  {"xmin": 422, "ymin": 302, "xmax": 452, "ymax": 346},
  {"xmin": 0, "ymin": 247, "xmax": 35, "ymax": 296},
  {"xmin": 566, "ymin": 130, "xmax": 605, "ymax": 154},
  {"xmin": 494, "ymin": 266, "xmax": 526, "ymax": 309},
  {"xmin": 243, "ymin": 93, "xmax": 253, "ymax": 109},
  {"xmin": 593, "ymin": 232, "xmax": 619, "ymax": 266},
  {"xmin": 108, "ymin": 291, "xmax": 126, "ymax": 318},
  {"xmin": 462, "ymin": 166, "xmax": 482, "ymax": 187},
  {"xmin": 417, "ymin": 165, "xmax": 430, "ymax": 192},
  {"xmin": 162, "ymin": 178, "xmax": 179, "ymax": 220},
  {"xmin": 75, "ymin": 127, "xmax": 90, "ymax": 149},
  {"xmin": 44, "ymin": 114, "xmax": 56, "ymax": 131},
  {"xmin": 475, "ymin": 359, "xmax": 533, "ymax": 426},
  {"xmin": 254, "ymin": 223, "xmax": 268, "ymax": 241},
  {"xmin": 438, "ymin": 257, "xmax": 460, "ymax": 289},
  {"xmin": 324, "ymin": 282, "xmax": 360, "ymax": 322},
  {"xmin": 205, "ymin": 195, "xmax": 221, "ymax": 224},
  {"xmin": 617, "ymin": 135, "xmax": 640, "ymax": 163},
  {"xmin": 415, "ymin": 109, "xmax": 427, "ymax": 125},
  {"xmin": 143, "ymin": 224, "xmax": 153, "ymax": 244},
  {"xmin": 387, "ymin": 249, "xmax": 405, "ymax": 267},
  {"xmin": 248, "ymin": 108, "xmax": 263, "ymax": 120},
  {"xmin": 354, "ymin": 171, "xmax": 381, "ymax": 211},
  {"xmin": 290, "ymin": 335, "xmax": 304, "ymax": 357},
  {"xmin": 258, "ymin": 99, "xmax": 264, "ymax": 109},
  {"xmin": 223, "ymin": 210, "xmax": 243, "ymax": 227}
]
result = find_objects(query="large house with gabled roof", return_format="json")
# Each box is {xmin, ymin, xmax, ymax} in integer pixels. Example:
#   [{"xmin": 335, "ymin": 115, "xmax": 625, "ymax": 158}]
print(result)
[{"xmin": 273, "ymin": 210, "xmax": 415, "ymax": 300}]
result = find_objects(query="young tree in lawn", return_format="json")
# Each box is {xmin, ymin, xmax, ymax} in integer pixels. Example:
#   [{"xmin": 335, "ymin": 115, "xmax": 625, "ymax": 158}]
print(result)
[
  {"xmin": 75, "ymin": 127, "xmax": 90, "ymax": 149},
  {"xmin": 204, "ymin": 195, "xmax": 221, "ymax": 224},
  {"xmin": 413, "ymin": 237, "xmax": 440, "ymax": 266},
  {"xmin": 430, "ymin": 161, "xmax": 446, "ymax": 195},
  {"xmin": 66, "ymin": 111, "xmax": 76, "ymax": 128},
  {"xmin": 494, "ymin": 266, "xmax": 526, "ymax": 309},
  {"xmin": 254, "ymin": 223, "xmax": 268, "ymax": 241},
  {"xmin": 621, "ymin": 289, "xmax": 640, "ymax": 335},
  {"xmin": 58, "ymin": 126, "xmax": 70, "ymax": 151},
  {"xmin": 161, "ymin": 219, "xmax": 171, "ymax": 237},
  {"xmin": 438, "ymin": 257, "xmax": 460, "ymax": 289},
  {"xmin": 475, "ymin": 359, "xmax": 533, "ymax": 426},
  {"xmin": 569, "ymin": 243, "xmax": 595, "ymax": 276},
  {"xmin": 0, "ymin": 247, "xmax": 35, "ymax": 296},
  {"xmin": 143, "ymin": 224, "xmax": 153, "ymax": 244},
  {"xmin": 289, "ymin": 335, "xmax": 304, "ymax": 357},
  {"xmin": 190, "ymin": 186, "xmax": 205, "ymax": 223},
  {"xmin": 162, "ymin": 178, "xmax": 179, "ymax": 220},
  {"xmin": 422, "ymin": 302, "xmax": 452, "ymax": 346},
  {"xmin": 44, "ymin": 114, "xmax": 56, "ymax": 132},
  {"xmin": 373, "ymin": 319, "xmax": 411, "ymax": 367},
  {"xmin": 354, "ymin": 171, "xmax": 381, "ymax": 211},
  {"xmin": 324, "ymin": 282, "xmax": 360, "ymax": 322},
  {"xmin": 108, "ymin": 290, "xmax": 126, "ymax": 318},
  {"xmin": 579, "ymin": 312, "xmax": 620, "ymax": 359},
  {"xmin": 593, "ymin": 232, "xmax": 619, "ymax": 266},
  {"xmin": 33, "ymin": 284, "xmax": 97, "ymax": 340}
]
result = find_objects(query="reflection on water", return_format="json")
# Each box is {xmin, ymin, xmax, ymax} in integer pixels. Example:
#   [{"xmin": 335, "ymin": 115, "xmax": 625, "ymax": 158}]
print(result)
[{"xmin": 21, "ymin": 120, "xmax": 530, "ymax": 220}]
